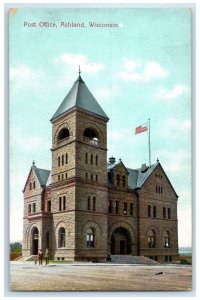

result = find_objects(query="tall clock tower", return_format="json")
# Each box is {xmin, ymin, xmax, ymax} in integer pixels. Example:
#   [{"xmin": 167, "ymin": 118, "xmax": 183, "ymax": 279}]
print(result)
[{"xmin": 50, "ymin": 71, "xmax": 109, "ymax": 260}]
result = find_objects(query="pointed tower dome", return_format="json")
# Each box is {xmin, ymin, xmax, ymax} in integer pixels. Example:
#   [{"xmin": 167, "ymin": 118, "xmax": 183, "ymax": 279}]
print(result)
[{"xmin": 51, "ymin": 68, "xmax": 109, "ymax": 121}]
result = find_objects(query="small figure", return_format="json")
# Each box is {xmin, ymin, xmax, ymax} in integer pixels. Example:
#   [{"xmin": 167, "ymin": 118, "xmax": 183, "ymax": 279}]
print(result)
[
  {"xmin": 45, "ymin": 249, "xmax": 49, "ymax": 265},
  {"xmin": 38, "ymin": 249, "xmax": 43, "ymax": 265},
  {"xmin": 106, "ymin": 254, "xmax": 112, "ymax": 262},
  {"xmin": 34, "ymin": 259, "xmax": 37, "ymax": 265}
]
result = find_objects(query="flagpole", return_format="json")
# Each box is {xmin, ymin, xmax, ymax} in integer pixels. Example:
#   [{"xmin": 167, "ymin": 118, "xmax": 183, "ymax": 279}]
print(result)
[{"xmin": 148, "ymin": 118, "xmax": 151, "ymax": 167}]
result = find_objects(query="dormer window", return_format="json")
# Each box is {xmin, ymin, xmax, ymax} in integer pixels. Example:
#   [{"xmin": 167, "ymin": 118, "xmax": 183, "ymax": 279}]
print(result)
[
  {"xmin": 116, "ymin": 174, "xmax": 120, "ymax": 186},
  {"xmin": 122, "ymin": 175, "xmax": 126, "ymax": 187}
]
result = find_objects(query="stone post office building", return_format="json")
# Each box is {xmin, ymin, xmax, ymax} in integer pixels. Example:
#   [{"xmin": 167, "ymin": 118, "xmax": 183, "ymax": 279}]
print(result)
[{"xmin": 22, "ymin": 73, "xmax": 179, "ymax": 263}]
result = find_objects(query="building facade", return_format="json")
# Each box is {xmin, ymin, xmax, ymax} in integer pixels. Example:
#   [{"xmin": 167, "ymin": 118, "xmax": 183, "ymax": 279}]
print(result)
[{"xmin": 22, "ymin": 74, "xmax": 179, "ymax": 263}]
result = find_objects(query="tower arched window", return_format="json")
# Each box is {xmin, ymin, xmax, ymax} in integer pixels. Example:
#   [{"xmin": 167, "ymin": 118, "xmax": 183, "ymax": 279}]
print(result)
[
  {"xmin": 58, "ymin": 227, "xmax": 66, "ymax": 248},
  {"xmin": 148, "ymin": 230, "xmax": 156, "ymax": 248},
  {"xmin": 33, "ymin": 181, "xmax": 35, "ymax": 189},
  {"xmin": 65, "ymin": 153, "xmax": 68, "ymax": 164},
  {"xmin": 116, "ymin": 174, "xmax": 120, "ymax": 186},
  {"xmin": 29, "ymin": 182, "xmax": 32, "ymax": 190},
  {"xmin": 58, "ymin": 156, "xmax": 60, "ymax": 167},
  {"xmin": 86, "ymin": 228, "xmax": 95, "ymax": 248},
  {"xmin": 83, "ymin": 128, "xmax": 99, "ymax": 146},
  {"xmin": 57, "ymin": 128, "xmax": 69, "ymax": 142}
]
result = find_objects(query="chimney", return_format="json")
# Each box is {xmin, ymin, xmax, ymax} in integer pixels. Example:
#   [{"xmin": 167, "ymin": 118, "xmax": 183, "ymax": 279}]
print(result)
[
  {"xmin": 109, "ymin": 157, "xmax": 116, "ymax": 164},
  {"xmin": 141, "ymin": 163, "xmax": 147, "ymax": 173}
]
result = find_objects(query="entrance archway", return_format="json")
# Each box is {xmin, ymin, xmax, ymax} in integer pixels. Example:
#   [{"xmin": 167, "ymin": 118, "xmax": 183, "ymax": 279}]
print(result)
[
  {"xmin": 31, "ymin": 226, "xmax": 39, "ymax": 255},
  {"xmin": 110, "ymin": 227, "xmax": 131, "ymax": 255}
]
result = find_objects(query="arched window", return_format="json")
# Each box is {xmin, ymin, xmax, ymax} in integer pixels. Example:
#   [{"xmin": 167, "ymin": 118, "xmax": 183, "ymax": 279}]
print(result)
[
  {"xmin": 29, "ymin": 182, "xmax": 32, "ymax": 190},
  {"xmin": 65, "ymin": 153, "xmax": 68, "ymax": 164},
  {"xmin": 116, "ymin": 174, "xmax": 120, "ymax": 186},
  {"xmin": 58, "ymin": 227, "xmax": 65, "ymax": 248},
  {"xmin": 148, "ymin": 230, "xmax": 156, "ymax": 248},
  {"xmin": 61, "ymin": 155, "xmax": 64, "ymax": 166},
  {"xmin": 86, "ymin": 228, "xmax": 95, "ymax": 248},
  {"xmin": 33, "ymin": 181, "xmax": 36, "ymax": 189},
  {"xmin": 83, "ymin": 128, "xmax": 99, "ymax": 146},
  {"xmin": 164, "ymin": 231, "xmax": 170, "ymax": 248},
  {"xmin": 122, "ymin": 175, "xmax": 126, "ymax": 187},
  {"xmin": 57, "ymin": 128, "xmax": 69, "ymax": 142}
]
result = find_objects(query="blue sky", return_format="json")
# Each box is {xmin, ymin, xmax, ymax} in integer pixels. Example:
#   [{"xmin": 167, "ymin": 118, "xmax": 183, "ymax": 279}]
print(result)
[{"xmin": 9, "ymin": 8, "xmax": 191, "ymax": 247}]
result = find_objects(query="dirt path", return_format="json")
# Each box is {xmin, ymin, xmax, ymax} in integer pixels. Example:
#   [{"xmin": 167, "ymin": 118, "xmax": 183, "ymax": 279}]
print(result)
[{"xmin": 10, "ymin": 262, "xmax": 192, "ymax": 292}]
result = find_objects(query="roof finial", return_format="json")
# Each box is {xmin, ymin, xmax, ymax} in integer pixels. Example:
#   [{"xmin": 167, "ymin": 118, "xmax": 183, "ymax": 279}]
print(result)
[
  {"xmin": 32, "ymin": 160, "xmax": 35, "ymax": 166},
  {"xmin": 157, "ymin": 158, "xmax": 159, "ymax": 163},
  {"xmin": 78, "ymin": 65, "xmax": 81, "ymax": 76}
]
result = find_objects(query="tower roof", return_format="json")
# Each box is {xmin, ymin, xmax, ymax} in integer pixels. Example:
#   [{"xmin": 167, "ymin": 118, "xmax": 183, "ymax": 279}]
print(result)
[{"xmin": 51, "ymin": 74, "xmax": 109, "ymax": 121}]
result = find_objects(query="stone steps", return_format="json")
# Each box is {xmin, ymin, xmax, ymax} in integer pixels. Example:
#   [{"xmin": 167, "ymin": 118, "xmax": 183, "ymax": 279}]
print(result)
[{"xmin": 110, "ymin": 255, "xmax": 159, "ymax": 265}]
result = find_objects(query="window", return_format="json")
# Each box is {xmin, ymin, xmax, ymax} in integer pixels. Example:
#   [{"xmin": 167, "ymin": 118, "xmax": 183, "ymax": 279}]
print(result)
[
  {"xmin": 148, "ymin": 230, "xmax": 156, "ymax": 248},
  {"xmin": 95, "ymin": 155, "xmax": 98, "ymax": 166},
  {"xmin": 58, "ymin": 227, "xmax": 65, "ymax": 248},
  {"xmin": 123, "ymin": 202, "xmax": 127, "ymax": 215},
  {"xmin": 163, "ymin": 207, "xmax": 166, "ymax": 218},
  {"xmin": 61, "ymin": 174, "xmax": 64, "ymax": 181},
  {"xmin": 65, "ymin": 153, "xmax": 68, "ymax": 164},
  {"xmin": 28, "ymin": 204, "xmax": 31, "ymax": 214},
  {"xmin": 164, "ymin": 231, "xmax": 170, "ymax": 248},
  {"xmin": 29, "ymin": 182, "xmax": 32, "ymax": 190},
  {"xmin": 116, "ymin": 174, "xmax": 120, "ymax": 186},
  {"xmin": 65, "ymin": 173, "xmax": 67, "ymax": 179},
  {"xmin": 115, "ymin": 201, "xmax": 119, "ymax": 214},
  {"xmin": 153, "ymin": 206, "xmax": 156, "ymax": 218},
  {"xmin": 57, "ymin": 128, "xmax": 69, "ymax": 141},
  {"xmin": 156, "ymin": 185, "xmax": 163, "ymax": 194},
  {"xmin": 83, "ymin": 128, "xmax": 99, "ymax": 146},
  {"xmin": 86, "ymin": 172, "xmax": 88, "ymax": 179},
  {"xmin": 58, "ymin": 175, "xmax": 60, "ymax": 181},
  {"xmin": 165, "ymin": 256, "xmax": 172, "ymax": 262},
  {"xmin": 63, "ymin": 196, "xmax": 66, "ymax": 210},
  {"xmin": 87, "ymin": 197, "xmax": 91, "ymax": 210},
  {"xmin": 91, "ymin": 154, "xmax": 93, "ymax": 165},
  {"xmin": 96, "ymin": 175, "xmax": 98, "ymax": 181},
  {"xmin": 91, "ymin": 174, "xmax": 93, "ymax": 180},
  {"xmin": 93, "ymin": 197, "xmax": 96, "ymax": 211},
  {"xmin": 32, "ymin": 203, "xmax": 36, "ymax": 213},
  {"xmin": 148, "ymin": 205, "xmax": 151, "ymax": 217},
  {"xmin": 130, "ymin": 203, "xmax": 133, "ymax": 215},
  {"xmin": 86, "ymin": 228, "xmax": 95, "ymax": 247},
  {"xmin": 58, "ymin": 156, "xmax": 60, "ymax": 167},
  {"xmin": 62, "ymin": 155, "xmax": 64, "ymax": 166},
  {"xmin": 33, "ymin": 181, "xmax": 35, "ymax": 189},
  {"xmin": 59, "ymin": 197, "xmax": 62, "ymax": 211},
  {"xmin": 108, "ymin": 200, "xmax": 112, "ymax": 213},
  {"xmin": 47, "ymin": 201, "xmax": 51, "ymax": 212},
  {"xmin": 85, "ymin": 153, "xmax": 88, "ymax": 164},
  {"xmin": 122, "ymin": 176, "xmax": 126, "ymax": 187},
  {"xmin": 168, "ymin": 208, "xmax": 171, "ymax": 219}
]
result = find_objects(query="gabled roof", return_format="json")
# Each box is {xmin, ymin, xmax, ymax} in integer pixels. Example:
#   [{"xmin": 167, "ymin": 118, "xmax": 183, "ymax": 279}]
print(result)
[
  {"xmin": 127, "ymin": 163, "xmax": 158, "ymax": 189},
  {"xmin": 107, "ymin": 160, "xmax": 178, "ymax": 197},
  {"xmin": 23, "ymin": 163, "xmax": 50, "ymax": 192},
  {"xmin": 34, "ymin": 167, "xmax": 50, "ymax": 186},
  {"xmin": 51, "ymin": 75, "xmax": 109, "ymax": 121}
]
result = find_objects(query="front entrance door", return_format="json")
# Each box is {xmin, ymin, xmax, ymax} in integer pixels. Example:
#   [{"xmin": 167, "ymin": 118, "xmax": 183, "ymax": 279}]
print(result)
[
  {"xmin": 120, "ymin": 240, "xmax": 125, "ymax": 254},
  {"xmin": 31, "ymin": 227, "xmax": 39, "ymax": 255},
  {"xmin": 110, "ymin": 227, "xmax": 131, "ymax": 255}
]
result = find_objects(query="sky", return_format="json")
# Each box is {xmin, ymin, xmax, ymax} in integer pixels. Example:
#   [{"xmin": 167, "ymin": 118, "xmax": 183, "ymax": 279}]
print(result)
[{"xmin": 9, "ymin": 8, "xmax": 191, "ymax": 247}]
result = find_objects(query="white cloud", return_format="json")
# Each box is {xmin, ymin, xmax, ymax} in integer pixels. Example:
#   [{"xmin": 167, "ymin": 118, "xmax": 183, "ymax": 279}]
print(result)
[
  {"xmin": 118, "ymin": 59, "xmax": 168, "ymax": 83},
  {"xmin": 54, "ymin": 53, "xmax": 103, "ymax": 74},
  {"xmin": 10, "ymin": 65, "xmax": 44, "ymax": 82},
  {"xmin": 156, "ymin": 118, "xmax": 191, "ymax": 139},
  {"xmin": 155, "ymin": 84, "xmax": 190, "ymax": 100},
  {"xmin": 94, "ymin": 85, "xmax": 121, "ymax": 102}
]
